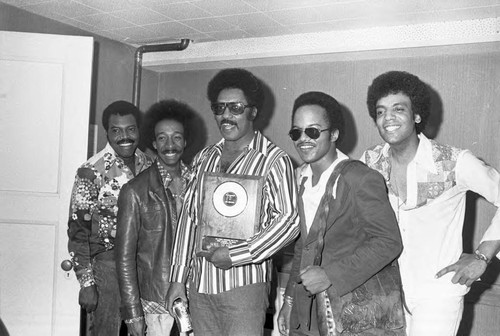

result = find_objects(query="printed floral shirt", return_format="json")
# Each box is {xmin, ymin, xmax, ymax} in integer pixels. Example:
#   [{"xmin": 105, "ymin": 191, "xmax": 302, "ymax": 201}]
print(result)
[
  {"xmin": 156, "ymin": 159, "xmax": 192, "ymax": 217},
  {"xmin": 361, "ymin": 134, "xmax": 500, "ymax": 298},
  {"xmin": 68, "ymin": 143, "xmax": 152, "ymax": 287}
]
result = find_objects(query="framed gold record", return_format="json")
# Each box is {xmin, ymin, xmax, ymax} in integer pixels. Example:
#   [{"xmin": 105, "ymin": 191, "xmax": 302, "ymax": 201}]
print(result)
[
  {"xmin": 212, "ymin": 181, "xmax": 248, "ymax": 217},
  {"xmin": 198, "ymin": 172, "xmax": 264, "ymax": 252}
]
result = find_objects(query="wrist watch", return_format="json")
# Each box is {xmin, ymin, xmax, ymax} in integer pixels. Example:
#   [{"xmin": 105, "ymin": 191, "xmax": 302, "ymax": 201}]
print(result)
[{"xmin": 474, "ymin": 249, "xmax": 491, "ymax": 264}]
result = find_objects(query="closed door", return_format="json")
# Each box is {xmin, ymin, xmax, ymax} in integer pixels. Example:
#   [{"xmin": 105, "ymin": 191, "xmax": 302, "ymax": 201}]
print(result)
[{"xmin": 0, "ymin": 31, "xmax": 93, "ymax": 335}]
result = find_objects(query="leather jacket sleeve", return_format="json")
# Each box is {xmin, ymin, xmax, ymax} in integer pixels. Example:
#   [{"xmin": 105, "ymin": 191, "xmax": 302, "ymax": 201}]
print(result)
[{"xmin": 115, "ymin": 182, "xmax": 144, "ymax": 320}]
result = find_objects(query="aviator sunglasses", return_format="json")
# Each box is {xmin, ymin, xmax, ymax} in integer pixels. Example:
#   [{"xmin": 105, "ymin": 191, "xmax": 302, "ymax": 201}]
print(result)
[
  {"xmin": 288, "ymin": 127, "xmax": 330, "ymax": 141},
  {"xmin": 211, "ymin": 102, "xmax": 253, "ymax": 115}
]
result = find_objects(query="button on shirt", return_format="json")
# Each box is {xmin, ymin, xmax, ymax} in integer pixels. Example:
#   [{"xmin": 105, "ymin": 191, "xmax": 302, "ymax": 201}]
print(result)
[
  {"xmin": 362, "ymin": 134, "xmax": 500, "ymax": 299},
  {"xmin": 170, "ymin": 131, "xmax": 300, "ymax": 294},
  {"xmin": 298, "ymin": 149, "xmax": 349, "ymax": 233}
]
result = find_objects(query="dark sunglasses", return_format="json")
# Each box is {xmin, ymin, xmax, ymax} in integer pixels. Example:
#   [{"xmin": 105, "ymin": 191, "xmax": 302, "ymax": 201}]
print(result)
[
  {"xmin": 211, "ymin": 102, "xmax": 252, "ymax": 115},
  {"xmin": 288, "ymin": 127, "xmax": 330, "ymax": 141}
]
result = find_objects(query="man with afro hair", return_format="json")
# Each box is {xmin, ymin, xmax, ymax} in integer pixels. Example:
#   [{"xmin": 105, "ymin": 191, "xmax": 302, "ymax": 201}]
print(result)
[
  {"xmin": 166, "ymin": 68, "xmax": 300, "ymax": 335},
  {"xmin": 361, "ymin": 71, "xmax": 500, "ymax": 336},
  {"xmin": 115, "ymin": 99, "xmax": 196, "ymax": 336}
]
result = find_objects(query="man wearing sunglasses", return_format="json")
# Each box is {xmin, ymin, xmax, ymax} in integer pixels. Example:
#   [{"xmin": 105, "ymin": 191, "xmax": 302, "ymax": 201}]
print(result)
[
  {"xmin": 166, "ymin": 68, "xmax": 300, "ymax": 335},
  {"xmin": 278, "ymin": 91, "xmax": 404, "ymax": 336}
]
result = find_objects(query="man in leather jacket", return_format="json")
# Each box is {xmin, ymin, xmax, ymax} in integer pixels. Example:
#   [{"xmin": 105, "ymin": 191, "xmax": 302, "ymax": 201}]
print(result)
[{"xmin": 115, "ymin": 100, "xmax": 196, "ymax": 336}]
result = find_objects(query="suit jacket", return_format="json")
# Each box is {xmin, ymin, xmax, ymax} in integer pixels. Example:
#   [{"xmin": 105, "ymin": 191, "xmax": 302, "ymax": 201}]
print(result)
[
  {"xmin": 115, "ymin": 163, "xmax": 177, "ymax": 320},
  {"xmin": 285, "ymin": 160, "xmax": 403, "ymax": 332}
]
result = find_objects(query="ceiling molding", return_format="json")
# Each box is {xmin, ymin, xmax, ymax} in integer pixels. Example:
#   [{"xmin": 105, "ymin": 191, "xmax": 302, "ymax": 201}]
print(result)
[{"xmin": 143, "ymin": 17, "xmax": 500, "ymax": 71}]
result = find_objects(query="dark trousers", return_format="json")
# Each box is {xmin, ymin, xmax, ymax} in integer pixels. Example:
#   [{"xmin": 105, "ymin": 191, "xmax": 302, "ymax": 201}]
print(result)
[
  {"xmin": 91, "ymin": 253, "xmax": 121, "ymax": 336},
  {"xmin": 189, "ymin": 282, "xmax": 270, "ymax": 336}
]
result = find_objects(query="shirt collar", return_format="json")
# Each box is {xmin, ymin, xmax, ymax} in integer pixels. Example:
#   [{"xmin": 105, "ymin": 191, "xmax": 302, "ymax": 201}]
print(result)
[
  {"xmin": 373, "ymin": 133, "xmax": 437, "ymax": 175},
  {"xmin": 214, "ymin": 130, "xmax": 267, "ymax": 156},
  {"xmin": 102, "ymin": 142, "xmax": 149, "ymax": 168},
  {"xmin": 414, "ymin": 133, "xmax": 437, "ymax": 174},
  {"xmin": 156, "ymin": 160, "xmax": 190, "ymax": 184},
  {"xmin": 298, "ymin": 149, "xmax": 349, "ymax": 182}
]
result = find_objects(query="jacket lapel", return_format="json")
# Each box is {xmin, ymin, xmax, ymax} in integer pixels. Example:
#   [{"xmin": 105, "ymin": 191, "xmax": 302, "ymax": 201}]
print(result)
[
  {"xmin": 303, "ymin": 160, "xmax": 352, "ymax": 247},
  {"xmin": 149, "ymin": 164, "xmax": 165, "ymax": 197},
  {"xmin": 297, "ymin": 176, "xmax": 309, "ymax": 244}
]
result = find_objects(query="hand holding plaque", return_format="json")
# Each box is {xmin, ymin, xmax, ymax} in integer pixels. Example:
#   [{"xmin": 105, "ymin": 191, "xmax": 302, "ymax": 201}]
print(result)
[{"xmin": 196, "ymin": 246, "xmax": 232, "ymax": 269}]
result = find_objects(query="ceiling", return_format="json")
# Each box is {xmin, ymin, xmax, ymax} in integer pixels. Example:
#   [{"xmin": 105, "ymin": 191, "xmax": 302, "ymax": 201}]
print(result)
[{"xmin": 2, "ymin": 0, "xmax": 500, "ymax": 47}]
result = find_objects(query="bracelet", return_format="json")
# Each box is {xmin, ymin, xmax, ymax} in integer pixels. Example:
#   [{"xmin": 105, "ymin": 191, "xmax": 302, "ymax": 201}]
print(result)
[
  {"xmin": 283, "ymin": 295, "xmax": 294, "ymax": 306},
  {"xmin": 81, "ymin": 279, "xmax": 95, "ymax": 288},
  {"xmin": 124, "ymin": 316, "xmax": 144, "ymax": 324},
  {"xmin": 474, "ymin": 249, "xmax": 491, "ymax": 264},
  {"xmin": 76, "ymin": 268, "xmax": 95, "ymax": 288}
]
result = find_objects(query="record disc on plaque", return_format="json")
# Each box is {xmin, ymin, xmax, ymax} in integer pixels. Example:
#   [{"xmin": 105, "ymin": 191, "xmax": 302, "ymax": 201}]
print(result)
[{"xmin": 212, "ymin": 181, "xmax": 248, "ymax": 217}]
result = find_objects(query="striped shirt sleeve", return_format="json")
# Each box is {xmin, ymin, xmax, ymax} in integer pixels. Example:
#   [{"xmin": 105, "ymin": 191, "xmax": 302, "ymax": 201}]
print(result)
[
  {"xmin": 228, "ymin": 153, "xmax": 300, "ymax": 266},
  {"xmin": 169, "ymin": 150, "xmax": 205, "ymax": 283}
]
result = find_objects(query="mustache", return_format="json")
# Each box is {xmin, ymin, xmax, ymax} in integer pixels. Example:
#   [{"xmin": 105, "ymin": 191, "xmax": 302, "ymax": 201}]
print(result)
[
  {"xmin": 221, "ymin": 119, "xmax": 237, "ymax": 126},
  {"xmin": 160, "ymin": 148, "xmax": 181, "ymax": 155},
  {"xmin": 117, "ymin": 138, "xmax": 134, "ymax": 145}
]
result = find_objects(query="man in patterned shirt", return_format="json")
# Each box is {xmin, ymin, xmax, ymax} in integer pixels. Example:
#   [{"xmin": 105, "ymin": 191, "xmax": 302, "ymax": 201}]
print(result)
[
  {"xmin": 67, "ymin": 100, "xmax": 152, "ymax": 336},
  {"xmin": 115, "ymin": 100, "xmax": 195, "ymax": 336},
  {"xmin": 166, "ymin": 68, "xmax": 300, "ymax": 336},
  {"xmin": 361, "ymin": 71, "xmax": 500, "ymax": 336}
]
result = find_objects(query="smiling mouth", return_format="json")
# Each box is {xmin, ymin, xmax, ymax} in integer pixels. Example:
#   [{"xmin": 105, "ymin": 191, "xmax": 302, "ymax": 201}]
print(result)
[
  {"xmin": 298, "ymin": 143, "xmax": 314, "ymax": 150},
  {"xmin": 221, "ymin": 123, "xmax": 236, "ymax": 129},
  {"xmin": 384, "ymin": 125, "xmax": 400, "ymax": 132}
]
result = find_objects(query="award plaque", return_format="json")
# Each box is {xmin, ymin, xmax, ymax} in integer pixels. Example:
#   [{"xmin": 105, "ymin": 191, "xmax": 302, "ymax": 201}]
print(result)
[{"xmin": 198, "ymin": 172, "xmax": 264, "ymax": 252}]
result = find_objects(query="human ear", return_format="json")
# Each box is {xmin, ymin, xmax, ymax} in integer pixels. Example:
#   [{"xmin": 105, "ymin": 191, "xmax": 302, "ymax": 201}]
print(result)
[
  {"xmin": 330, "ymin": 129, "xmax": 339, "ymax": 142},
  {"xmin": 249, "ymin": 107, "xmax": 257, "ymax": 120}
]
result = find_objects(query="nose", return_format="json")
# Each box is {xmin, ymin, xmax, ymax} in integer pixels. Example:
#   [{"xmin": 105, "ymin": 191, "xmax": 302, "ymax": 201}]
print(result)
[
  {"xmin": 117, "ymin": 129, "xmax": 127, "ymax": 139},
  {"xmin": 298, "ymin": 129, "xmax": 310, "ymax": 141},
  {"xmin": 221, "ymin": 104, "xmax": 233, "ymax": 118},
  {"xmin": 384, "ymin": 110, "xmax": 395, "ymax": 120},
  {"xmin": 125, "ymin": 129, "xmax": 136, "ymax": 139},
  {"xmin": 165, "ymin": 136, "xmax": 175, "ymax": 148}
]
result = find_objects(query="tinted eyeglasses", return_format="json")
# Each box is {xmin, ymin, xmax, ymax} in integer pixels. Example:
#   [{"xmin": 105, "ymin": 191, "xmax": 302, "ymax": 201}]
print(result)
[
  {"xmin": 288, "ymin": 127, "xmax": 330, "ymax": 141},
  {"xmin": 211, "ymin": 102, "xmax": 252, "ymax": 115}
]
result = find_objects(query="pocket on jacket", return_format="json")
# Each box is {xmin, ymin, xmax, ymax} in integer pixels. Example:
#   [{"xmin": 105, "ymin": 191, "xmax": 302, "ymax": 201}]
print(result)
[{"xmin": 141, "ymin": 205, "xmax": 164, "ymax": 231}]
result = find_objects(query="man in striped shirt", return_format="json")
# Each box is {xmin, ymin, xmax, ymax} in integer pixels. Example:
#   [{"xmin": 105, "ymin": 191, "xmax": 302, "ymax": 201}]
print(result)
[{"xmin": 166, "ymin": 68, "xmax": 300, "ymax": 336}]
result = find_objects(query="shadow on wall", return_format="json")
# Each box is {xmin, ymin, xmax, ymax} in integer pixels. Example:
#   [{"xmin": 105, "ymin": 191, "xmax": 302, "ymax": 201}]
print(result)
[
  {"xmin": 458, "ymin": 192, "xmax": 479, "ymax": 336},
  {"xmin": 87, "ymin": 41, "xmax": 99, "ymax": 159},
  {"xmin": 424, "ymin": 84, "xmax": 444, "ymax": 140},
  {"xmin": 458, "ymin": 192, "xmax": 500, "ymax": 336},
  {"xmin": 254, "ymin": 76, "xmax": 276, "ymax": 135},
  {"xmin": 338, "ymin": 103, "xmax": 358, "ymax": 156},
  {"xmin": 0, "ymin": 317, "xmax": 9, "ymax": 336},
  {"xmin": 183, "ymin": 108, "xmax": 208, "ymax": 165}
]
